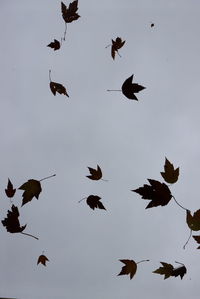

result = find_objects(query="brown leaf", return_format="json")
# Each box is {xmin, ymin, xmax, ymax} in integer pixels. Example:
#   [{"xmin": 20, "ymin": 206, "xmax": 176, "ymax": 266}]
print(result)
[
  {"xmin": 5, "ymin": 178, "xmax": 16, "ymax": 198},
  {"xmin": 118, "ymin": 259, "xmax": 137, "ymax": 279},
  {"xmin": 61, "ymin": 1, "xmax": 80, "ymax": 23},
  {"xmin": 186, "ymin": 209, "xmax": 200, "ymax": 231},
  {"xmin": 1, "ymin": 205, "xmax": 26, "ymax": 233},
  {"xmin": 111, "ymin": 37, "xmax": 125, "ymax": 60},
  {"xmin": 47, "ymin": 39, "xmax": 61, "ymax": 51},
  {"xmin": 161, "ymin": 158, "xmax": 179, "ymax": 184},
  {"xmin": 121, "ymin": 74, "xmax": 145, "ymax": 100},
  {"xmin": 50, "ymin": 81, "xmax": 69, "ymax": 97},
  {"xmin": 37, "ymin": 254, "xmax": 49, "ymax": 266},
  {"xmin": 19, "ymin": 179, "xmax": 42, "ymax": 206},
  {"xmin": 133, "ymin": 179, "xmax": 172, "ymax": 209},
  {"xmin": 86, "ymin": 165, "xmax": 102, "ymax": 180},
  {"xmin": 86, "ymin": 195, "xmax": 106, "ymax": 210},
  {"xmin": 193, "ymin": 235, "xmax": 200, "ymax": 249},
  {"xmin": 153, "ymin": 262, "xmax": 186, "ymax": 280}
]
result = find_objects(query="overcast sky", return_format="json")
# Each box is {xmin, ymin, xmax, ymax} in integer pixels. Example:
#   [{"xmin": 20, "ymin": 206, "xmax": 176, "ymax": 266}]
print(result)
[{"xmin": 1, "ymin": 0, "xmax": 200, "ymax": 298}]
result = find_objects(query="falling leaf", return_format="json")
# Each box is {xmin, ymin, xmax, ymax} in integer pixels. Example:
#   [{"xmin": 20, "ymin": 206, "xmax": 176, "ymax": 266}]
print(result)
[
  {"xmin": 151, "ymin": 23, "xmax": 154, "ymax": 27},
  {"xmin": 19, "ymin": 179, "xmax": 42, "ymax": 206},
  {"xmin": 1, "ymin": 205, "xmax": 26, "ymax": 233},
  {"xmin": 133, "ymin": 179, "xmax": 172, "ymax": 209},
  {"xmin": 61, "ymin": 1, "xmax": 80, "ymax": 23},
  {"xmin": 121, "ymin": 74, "xmax": 145, "ymax": 100},
  {"xmin": 193, "ymin": 235, "xmax": 200, "ymax": 249},
  {"xmin": 37, "ymin": 254, "xmax": 49, "ymax": 266},
  {"xmin": 86, "ymin": 165, "xmax": 102, "ymax": 180},
  {"xmin": 161, "ymin": 158, "xmax": 179, "ymax": 184},
  {"xmin": 153, "ymin": 262, "xmax": 186, "ymax": 280},
  {"xmin": 50, "ymin": 81, "xmax": 69, "ymax": 97},
  {"xmin": 186, "ymin": 209, "xmax": 200, "ymax": 231},
  {"xmin": 118, "ymin": 259, "xmax": 137, "ymax": 279},
  {"xmin": 111, "ymin": 37, "xmax": 125, "ymax": 60},
  {"xmin": 47, "ymin": 39, "xmax": 61, "ymax": 51},
  {"xmin": 86, "ymin": 195, "xmax": 106, "ymax": 210},
  {"xmin": 5, "ymin": 178, "xmax": 16, "ymax": 198}
]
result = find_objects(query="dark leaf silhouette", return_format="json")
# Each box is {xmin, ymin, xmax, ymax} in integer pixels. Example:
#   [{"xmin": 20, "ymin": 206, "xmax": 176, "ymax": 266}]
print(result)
[
  {"xmin": 186, "ymin": 209, "xmax": 200, "ymax": 231},
  {"xmin": 133, "ymin": 179, "xmax": 172, "ymax": 209},
  {"xmin": 86, "ymin": 195, "xmax": 106, "ymax": 210},
  {"xmin": 2, "ymin": 205, "xmax": 26, "ymax": 233},
  {"xmin": 61, "ymin": 1, "xmax": 80, "ymax": 23},
  {"xmin": 5, "ymin": 178, "xmax": 16, "ymax": 198},
  {"xmin": 121, "ymin": 74, "xmax": 145, "ymax": 100},
  {"xmin": 19, "ymin": 179, "xmax": 42, "ymax": 206},
  {"xmin": 86, "ymin": 165, "xmax": 102, "ymax": 180},
  {"xmin": 161, "ymin": 158, "xmax": 179, "ymax": 184},
  {"xmin": 37, "ymin": 254, "xmax": 49, "ymax": 266},
  {"xmin": 111, "ymin": 37, "xmax": 125, "ymax": 60},
  {"xmin": 50, "ymin": 81, "xmax": 69, "ymax": 97},
  {"xmin": 193, "ymin": 235, "xmax": 200, "ymax": 249},
  {"xmin": 151, "ymin": 23, "xmax": 154, "ymax": 27},
  {"xmin": 153, "ymin": 262, "xmax": 186, "ymax": 280},
  {"xmin": 47, "ymin": 39, "xmax": 61, "ymax": 51},
  {"xmin": 118, "ymin": 259, "xmax": 137, "ymax": 279}
]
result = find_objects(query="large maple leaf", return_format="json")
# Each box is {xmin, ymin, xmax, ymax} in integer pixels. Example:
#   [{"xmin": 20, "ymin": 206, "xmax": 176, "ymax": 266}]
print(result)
[
  {"xmin": 61, "ymin": 1, "xmax": 80, "ymax": 23},
  {"xmin": 19, "ymin": 179, "xmax": 42, "ymax": 206},
  {"xmin": 121, "ymin": 74, "xmax": 145, "ymax": 100}
]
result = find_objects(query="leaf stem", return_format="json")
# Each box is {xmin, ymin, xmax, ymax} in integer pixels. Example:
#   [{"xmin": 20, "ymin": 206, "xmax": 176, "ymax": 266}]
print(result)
[
  {"xmin": 105, "ymin": 44, "xmax": 111, "ymax": 48},
  {"xmin": 20, "ymin": 232, "xmax": 39, "ymax": 240},
  {"xmin": 183, "ymin": 229, "xmax": 192, "ymax": 249},
  {"xmin": 49, "ymin": 70, "xmax": 52, "ymax": 82},
  {"xmin": 101, "ymin": 178, "xmax": 109, "ymax": 182},
  {"xmin": 136, "ymin": 259, "xmax": 150, "ymax": 264},
  {"xmin": 107, "ymin": 89, "xmax": 122, "ymax": 92},
  {"xmin": 39, "ymin": 174, "xmax": 56, "ymax": 182},
  {"xmin": 78, "ymin": 197, "xmax": 87, "ymax": 203},
  {"xmin": 175, "ymin": 261, "xmax": 185, "ymax": 266},
  {"xmin": 172, "ymin": 196, "xmax": 188, "ymax": 211},
  {"xmin": 63, "ymin": 22, "xmax": 67, "ymax": 41}
]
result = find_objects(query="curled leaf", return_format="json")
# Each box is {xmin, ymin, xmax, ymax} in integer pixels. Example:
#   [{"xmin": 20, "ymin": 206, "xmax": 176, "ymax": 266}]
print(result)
[
  {"xmin": 2, "ymin": 205, "xmax": 26, "ymax": 233},
  {"xmin": 37, "ymin": 254, "xmax": 49, "ymax": 266},
  {"xmin": 50, "ymin": 81, "xmax": 69, "ymax": 97},
  {"xmin": 193, "ymin": 235, "xmax": 200, "ymax": 249},
  {"xmin": 186, "ymin": 209, "xmax": 200, "ymax": 231},
  {"xmin": 47, "ymin": 39, "xmax": 61, "ymax": 51},
  {"xmin": 86, "ymin": 195, "xmax": 106, "ymax": 210},
  {"xmin": 111, "ymin": 37, "xmax": 125, "ymax": 60},
  {"xmin": 5, "ymin": 178, "xmax": 16, "ymax": 198}
]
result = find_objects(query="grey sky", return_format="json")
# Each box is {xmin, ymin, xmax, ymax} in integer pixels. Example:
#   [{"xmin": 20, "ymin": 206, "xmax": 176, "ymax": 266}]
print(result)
[{"xmin": 1, "ymin": 0, "xmax": 200, "ymax": 298}]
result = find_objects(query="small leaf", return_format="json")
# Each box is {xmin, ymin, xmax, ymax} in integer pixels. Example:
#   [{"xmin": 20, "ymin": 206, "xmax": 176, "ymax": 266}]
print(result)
[
  {"xmin": 50, "ymin": 81, "xmax": 69, "ymax": 97},
  {"xmin": 47, "ymin": 39, "xmax": 61, "ymax": 51},
  {"xmin": 61, "ymin": 1, "xmax": 80, "ymax": 23},
  {"xmin": 1, "ymin": 205, "xmax": 26, "ymax": 233},
  {"xmin": 151, "ymin": 23, "xmax": 154, "ymax": 27},
  {"xmin": 37, "ymin": 254, "xmax": 49, "ymax": 266},
  {"xmin": 86, "ymin": 165, "xmax": 102, "ymax": 180},
  {"xmin": 5, "ymin": 178, "xmax": 16, "ymax": 198},
  {"xmin": 86, "ymin": 195, "xmax": 106, "ymax": 210},
  {"xmin": 19, "ymin": 179, "xmax": 42, "ymax": 206},
  {"xmin": 153, "ymin": 262, "xmax": 186, "ymax": 280},
  {"xmin": 118, "ymin": 259, "xmax": 137, "ymax": 279},
  {"xmin": 186, "ymin": 209, "xmax": 200, "ymax": 231},
  {"xmin": 161, "ymin": 158, "xmax": 179, "ymax": 184},
  {"xmin": 111, "ymin": 37, "xmax": 125, "ymax": 60},
  {"xmin": 133, "ymin": 179, "xmax": 172, "ymax": 209},
  {"xmin": 193, "ymin": 235, "xmax": 200, "ymax": 249},
  {"xmin": 121, "ymin": 74, "xmax": 145, "ymax": 100}
]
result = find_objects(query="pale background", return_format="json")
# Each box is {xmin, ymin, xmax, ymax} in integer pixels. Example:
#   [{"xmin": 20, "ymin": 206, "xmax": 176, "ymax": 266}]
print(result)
[{"xmin": 0, "ymin": 0, "xmax": 200, "ymax": 298}]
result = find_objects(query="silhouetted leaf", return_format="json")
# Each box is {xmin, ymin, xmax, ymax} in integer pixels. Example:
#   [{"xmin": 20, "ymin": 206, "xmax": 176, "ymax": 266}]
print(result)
[
  {"xmin": 193, "ymin": 235, "xmax": 200, "ymax": 249},
  {"xmin": 153, "ymin": 262, "xmax": 186, "ymax": 280},
  {"xmin": 161, "ymin": 158, "xmax": 179, "ymax": 184},
  {"xmin": 86, "ymin": 195, "xmax": 106, "ymax": 210},
  {"xmin": 50, "ymin": 81, "xmax": 69, "ymax": 97},
  {"xmin": 186, "ymin": 209, "xmax": 200, "ymax": 231},
  {"xmin": 37, "ymin": 254, "xmax": 49, "ymax": 266},
  {"xmin": 86, "ymin": 165, "xmax": 102, "ymax": 180},
  {"xmin": 118, "ymin": 259, "xmax": 137, "ymax": 279},
  {"xmin": 5, "ymin": 178, "xmax": 16, "ymax": 198},
  {"xmin": 111, "ymin": 37, "xmax": 125, "ymax": 60},
  {"xmin": 121, "ymin": 74, "xmax": 145, "ymax": 100},
  {"xmin": 47, "ymin": 39, "xmax": 61, "ymax": 51},
  {"xmin": 19, "ymin": 179, "xmax": 42, "ymax": 206},
  {"xmin": 133, "ymin": 179, "xmax": 172, "ymax": 208},
  {"xmin": 1, "ymin": 205, "xmax": 26, "ymax": 233},
  {"xmin": 151, "ymin": 23, "xmax": 154, "ymax": 27},
  {"xmin": 61, "ymin": 1, "xmax": 80, "ymax": 23}
]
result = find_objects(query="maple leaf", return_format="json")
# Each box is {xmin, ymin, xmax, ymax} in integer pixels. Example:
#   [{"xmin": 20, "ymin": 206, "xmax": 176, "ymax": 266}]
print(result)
[
  {"xmin": 1, "ymin": 205, "xmax": 26, "ymax": 233},
  {"xmin": 153, "ymin": 262, "xmax": 186, "ymax": 280},
  {"xmin": 121, "ymin": 74, "xmax": 145, "ymax": 100},
  {"xmin": 111, "ymin": 37, "xmax": 125, "ymax": 60},
  {"xmin": 161, "ymin": 158, "xmax": 179, "ymax": 184},
  {"xmin": 5, "ymin": 178, "xmax": 16, "ymax": 198},
  {"xmin": 86, "ymin": 195, "xmax": 106, "ymax": 210},
  {"xmin": 37, "ymin": 254, "xmax": 49, "ymax": 266},
  {"xmin": 186, "ymin": 209, "xmax": 200, "ymax": 231},
  {"xmin": 61, "ymin": 1, "xmax": 80, "ymax": 23},
  {"xmin": 193, "ymin": 235, "xmax": 200, "ymax": 249},
  {"xmin": 19, "ymin": 179, "xmax": 42, "ymax": 206},
  {"xmin": 172, "ymin": 265, "xmax": 187, "ymax": 279},
  {"xmin": 47, "ymin": 39, "xmax": 61, "ymax": 51},
  {"xmin": 86, "ymin": 165, "xmax": 102, "ymax": 180},
  {"xmin": 50, "ymin": 81, "xmax": 69, "ymax": 97},
  {"xmin": 118, "ymin": 259, "xmax": 137, "ymax": 279},
  {"xmin": 133, "ymin": 179, "xmax": 172, "ymax": 209}
]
